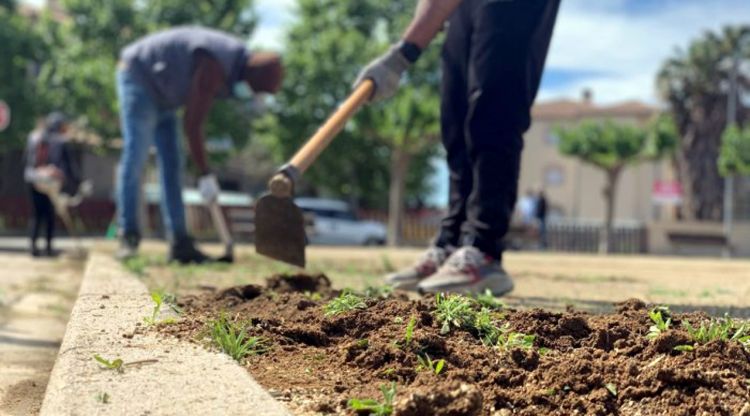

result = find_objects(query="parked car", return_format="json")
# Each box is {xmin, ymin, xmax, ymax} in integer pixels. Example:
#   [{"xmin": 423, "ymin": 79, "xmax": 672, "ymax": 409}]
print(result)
[{"xmin": 295, "ymin": 198, "xmax": 387, "ymax": 246}]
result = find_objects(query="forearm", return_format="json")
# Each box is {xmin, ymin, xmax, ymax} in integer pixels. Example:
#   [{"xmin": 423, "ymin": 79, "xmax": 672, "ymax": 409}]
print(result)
[
  {"xmin": 185, "ymin": 126, "xmax": 210, "ymax": 176},
  {"xmin": 402, "ymin": 0, "xmax": 463, "ymax": 49}
]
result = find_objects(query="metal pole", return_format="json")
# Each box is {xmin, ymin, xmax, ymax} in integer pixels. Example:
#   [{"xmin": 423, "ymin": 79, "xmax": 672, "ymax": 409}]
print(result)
[{"xmin": 723, "ymin": 48, "xmax": 740, "ymax": 258}]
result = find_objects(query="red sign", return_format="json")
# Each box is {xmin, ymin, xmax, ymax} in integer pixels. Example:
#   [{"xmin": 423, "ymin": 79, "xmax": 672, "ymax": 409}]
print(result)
[
  {"xmin": 652, "ymin": 180, "xmax": 683, "ymax": 205},
  {"xmin": 0, "ymin": 100, "xmax": 10, "ymax": 132}
]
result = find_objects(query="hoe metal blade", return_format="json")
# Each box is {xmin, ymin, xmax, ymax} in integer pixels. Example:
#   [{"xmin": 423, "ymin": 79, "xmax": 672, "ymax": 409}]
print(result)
[{"xmin": 254, "ymin": 193, "xmax": 306, "ymax": 268}]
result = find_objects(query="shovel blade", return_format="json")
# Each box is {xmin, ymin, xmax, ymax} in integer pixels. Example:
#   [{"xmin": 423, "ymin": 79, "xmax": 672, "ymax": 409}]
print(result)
[{"xmin": 254, "ymin": 193, "xmax": 306, "ymax": 268}]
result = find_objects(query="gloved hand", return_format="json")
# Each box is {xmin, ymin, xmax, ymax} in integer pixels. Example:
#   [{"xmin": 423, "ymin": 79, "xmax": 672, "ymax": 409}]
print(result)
[
  {"xmin": 353, "ymin": 45, "xmax": 412, "ymax": 103},
  {"xmin": 198, "ymin": 174, "xmax": 220, "ymax": 203}
]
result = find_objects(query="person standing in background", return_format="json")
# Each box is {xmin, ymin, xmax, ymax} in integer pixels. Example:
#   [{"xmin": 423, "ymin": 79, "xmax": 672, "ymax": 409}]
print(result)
[{"xmin": 535, "ymin": 189, "xmax": 548, "ymax": 250}]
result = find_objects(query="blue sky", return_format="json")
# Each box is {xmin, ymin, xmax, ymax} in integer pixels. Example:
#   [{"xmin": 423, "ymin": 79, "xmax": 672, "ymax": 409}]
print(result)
[{"xmin": 249, "ymin": 0, "xmax": 750, "ymax": 206}]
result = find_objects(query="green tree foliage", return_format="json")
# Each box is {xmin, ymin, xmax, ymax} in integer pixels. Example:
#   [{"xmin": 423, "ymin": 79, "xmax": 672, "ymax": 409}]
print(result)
[
  {"xmin": 0, "ymin": 1, "xmax": 49, "ymax": 149},
  {"xmin": 719, "ymin": 125, "xmax": 750, "ymax": 176},
  {"xmin": 557, "ymin": 119, "xmax": 676, "ymax": 253},
  {"xmin": 36, "ymin": 0, "xmax": 258, "ymax": 159},
  {"xmin": 657, "ymin": 25, "xmax": 750, "ymax": 220},
  {"xmin": 263, "ymin": 0, "xmax": 440, "ymax": 210}
]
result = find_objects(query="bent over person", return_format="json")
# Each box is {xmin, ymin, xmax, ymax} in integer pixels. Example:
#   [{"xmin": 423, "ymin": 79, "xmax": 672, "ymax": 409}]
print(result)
[
  {"xmin": 116, "ymin": 26, "xmax": 282, "ymax": 263},
  {"xmin": 355, "ymin": 0, "xmax": 560, "ymax": 294}
]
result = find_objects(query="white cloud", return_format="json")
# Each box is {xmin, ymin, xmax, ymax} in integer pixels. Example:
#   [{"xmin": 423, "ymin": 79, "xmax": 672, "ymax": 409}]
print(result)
[
  {"xmin": 543, "ymin": 0, "xmax": 750, "ymax": 104},
  {"xmin": 250, "ymin": 0, "xmax": 295, "ymax": 50}
]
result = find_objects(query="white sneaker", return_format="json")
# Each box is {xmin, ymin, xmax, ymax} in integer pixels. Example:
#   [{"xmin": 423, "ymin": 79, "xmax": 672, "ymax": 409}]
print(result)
[
  {"xmin": 417, "ymin": 246, "xmax": 514, "ymax": 296},
  {"xmin": 384, "ymin": 246, "xmax": 449, "ymax": 290}
]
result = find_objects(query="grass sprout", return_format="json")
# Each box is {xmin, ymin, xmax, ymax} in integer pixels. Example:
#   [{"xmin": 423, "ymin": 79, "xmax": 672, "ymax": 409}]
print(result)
[
  {"xmin": 647, "ymin": 306, "xmax": 672, "ymax": 339},
  {"xmin": 403, "ymin": 316, "xmax": 416, "ymax": 347},
  {"xmin": 416, "ymin": 354, "xmax": 445, "ymax": 376},
  {"xmin": 473, "ymin": 308, "xmax": 504, "ymax": 346},
  {"xmin": 347, "ymin": 382, "xmax": 396, "ymax": 416},
  {"xmin": 325, "ymin": 291, "xmax": 367, "ymax": 316},
  {"xmin": 208, "ymin": 315, "xmax": 270, "ymax": 362},
  {"xmin": 497, "ymin": 325, "xmax": 536, "ymax": 351},
  {"xmin": 434, "ymin": 293, "xmax": 476, "ymax": 335},
  {"xmin": 681, "ymin": 315, "xmax": 749, "ymax": 347},
  {"xmin": 474, "ymin": 289, "xmax": 504, "ymax": 310},
  {"xmin": 93, "ymin": 354, "xmax": 124, "ymax": 373}
]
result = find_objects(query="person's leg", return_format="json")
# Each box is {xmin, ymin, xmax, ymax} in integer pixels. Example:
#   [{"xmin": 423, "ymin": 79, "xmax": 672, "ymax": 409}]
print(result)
[
  {"xmin": 29, "ymin": 186, "xmax": 42, "ymax": 255},
  {"xmin": 434, "ymin": 0, "xmax": 473, "ymax": 251},
  {"xmin": 42, "ymin": 193, "xmax": 55, "ymax": 254},
  {"xmin": 153, "ymin": 111, "xmax": 209, "ymax": 264},
  {"xmin": 384, "ymin": 1, "xmax": 473, "ymax": 289},
  {"xmin": 153, "ymin": 111, "xmax": 187, "ymax": 240},
  {"xmin": 115, "ymin": 69, "xmax": 158, "ymax": 256},
  {"xmin": 419, "ymin": 0, "xmax": 561, "ymax": 295},
  {"xmin": 460, "ymin": 0, "xmax": 561, "ymax": 260}
]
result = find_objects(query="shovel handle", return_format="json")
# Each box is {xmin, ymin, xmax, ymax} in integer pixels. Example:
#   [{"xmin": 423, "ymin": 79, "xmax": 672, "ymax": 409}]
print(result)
[
  {"xmin": 209, "ymin": 201, "xmax": 233, "ymax": 248},
  {"xmin": 289, "ymin": 79, "xmax": 374, "ymax": 173}
]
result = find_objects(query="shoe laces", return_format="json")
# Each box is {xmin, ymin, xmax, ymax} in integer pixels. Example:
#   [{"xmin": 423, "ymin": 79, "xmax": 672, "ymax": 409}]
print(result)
[{"xmin": 444, "ymin": 247, "xmax": 487, "ymax": 272}]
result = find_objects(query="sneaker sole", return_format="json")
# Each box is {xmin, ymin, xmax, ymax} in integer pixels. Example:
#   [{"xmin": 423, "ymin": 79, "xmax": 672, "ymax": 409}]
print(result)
[
  {"xmin": 384, "ymin": 278, "xmax": 420, "ymax": 292},
  {"xmin": 418, "ymin": 278, "xmax": 514, "ymax": 297}
]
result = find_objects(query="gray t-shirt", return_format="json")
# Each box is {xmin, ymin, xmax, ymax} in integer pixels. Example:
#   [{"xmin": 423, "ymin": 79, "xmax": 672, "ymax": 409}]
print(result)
[{"xmin": 121, "ymin": 26, "xmax": 250, "ymax": 110}]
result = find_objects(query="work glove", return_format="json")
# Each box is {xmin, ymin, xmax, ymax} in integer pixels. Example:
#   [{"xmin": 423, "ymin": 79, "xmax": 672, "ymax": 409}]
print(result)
[
  {"xmin": 198, "ymin": 174, "xmax": 220, "ymax": 204},
  {"xmin": 353, "ymin": 45, "xmax": 412, "ymax": 103}
]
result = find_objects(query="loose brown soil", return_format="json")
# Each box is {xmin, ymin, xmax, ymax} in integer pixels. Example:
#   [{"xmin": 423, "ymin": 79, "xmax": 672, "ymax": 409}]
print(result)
[{"xmin": 159, "ymin": 274, "xmax": 750, "ymax": 416}]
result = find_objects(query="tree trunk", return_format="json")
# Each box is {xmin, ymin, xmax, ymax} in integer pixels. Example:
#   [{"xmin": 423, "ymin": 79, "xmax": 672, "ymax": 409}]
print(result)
[
  {"xmin": 600, "ymin": 167, "xmax": 621, "ymax": 254},
  {"xmin": 387, "ymin": 148, "xmax": 411, "ymax": 247}
]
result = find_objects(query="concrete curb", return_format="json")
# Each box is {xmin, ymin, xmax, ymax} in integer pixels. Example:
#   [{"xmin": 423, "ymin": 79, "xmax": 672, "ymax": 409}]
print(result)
[{"xmin": 40, "ymin": 253, "xmax": 292, "ymax": 416}]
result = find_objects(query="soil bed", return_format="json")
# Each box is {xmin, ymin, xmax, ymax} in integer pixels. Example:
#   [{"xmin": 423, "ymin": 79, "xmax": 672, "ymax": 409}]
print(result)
[{"xmin": 159, "ymin": 274, "xmax": 750, "ymax": 416}]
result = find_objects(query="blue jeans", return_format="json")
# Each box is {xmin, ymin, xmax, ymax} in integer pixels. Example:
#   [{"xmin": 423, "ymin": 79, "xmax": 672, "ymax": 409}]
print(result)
[{"xmin": 116, "ymin": 69, "xmax": 187, "ymax": 241}]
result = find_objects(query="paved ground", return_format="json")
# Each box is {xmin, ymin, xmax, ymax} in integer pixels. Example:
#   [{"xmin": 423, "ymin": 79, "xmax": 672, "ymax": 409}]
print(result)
[{"xmin": 0, "ymin": 251, "xmax": 85, "ymax": 416}]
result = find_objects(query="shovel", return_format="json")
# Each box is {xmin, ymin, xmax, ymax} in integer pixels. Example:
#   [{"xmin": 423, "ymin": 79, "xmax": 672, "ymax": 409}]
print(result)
[
  {"xmin": 208, "ymin": 200, "xmax": 234, "ymax": 263},
  {"xmin": 254, "ymin": 79, "xmax": 375, "ymax": 267}
]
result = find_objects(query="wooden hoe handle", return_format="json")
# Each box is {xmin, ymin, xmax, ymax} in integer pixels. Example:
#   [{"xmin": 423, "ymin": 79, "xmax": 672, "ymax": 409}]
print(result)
[{"xmin": 289, "ymin": 79, "xmax": 374, "ymax": 173}]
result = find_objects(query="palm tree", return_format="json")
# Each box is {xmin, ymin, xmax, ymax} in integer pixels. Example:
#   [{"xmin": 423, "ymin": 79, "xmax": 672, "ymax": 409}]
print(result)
[{"xmin": 657, "ymin": 26, "xmax": 750, "ymax": 221}]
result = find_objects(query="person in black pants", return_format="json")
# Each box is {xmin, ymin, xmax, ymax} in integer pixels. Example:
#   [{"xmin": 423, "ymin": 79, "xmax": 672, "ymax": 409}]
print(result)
[
  {"xmin": 24, "ymin": 113, "xmax": 73, "ymax": 257},
  {"xmin": 355, "ymin": 0, "xmax": 560, "ymax": 295}
]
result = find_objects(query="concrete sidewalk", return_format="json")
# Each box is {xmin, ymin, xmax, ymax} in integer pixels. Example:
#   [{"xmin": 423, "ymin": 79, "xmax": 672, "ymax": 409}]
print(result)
[
  {"xmin": 0, "ymin": 253, "xmax": 84, "ymax": 416},
  {"xmin": 40, "ymin": 253, "xmax": 291, "ymax": 416}
]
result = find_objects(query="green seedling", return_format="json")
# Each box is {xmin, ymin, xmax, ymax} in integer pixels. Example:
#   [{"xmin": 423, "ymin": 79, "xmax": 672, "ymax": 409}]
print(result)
[
  {"xmin": 474, "ymin": 289, "xmax": 504, "ymax": 310},
  {"xmin": 434, "ymin": 293, "xmax": 476, "ymax": 335},
  {"xmin": 95, "ymin": 392, "xmax": 110, "ymax": 404},
  {"xmin": 347, "ymin": 382, "xmax": 396, "ymax": 416},
  {"xmin": 646, "ymin": 306, "xmax": 672, "ymax": 339},
  {"xmin": 324, "ymin": 291, "xmax": 367, "ymax": 316},
  {"xmin": 403, "ymin": 316, "xmax": 416, "ymax": 347},
  {"xmin": 496, "ymin": 325, "xmax": 536, "ymax": 351},
  {"xmin": 416, "ymin": 354, "xmax": 445, "ymax": 376},
  {"xmin": 473, "ymin": 308, "xmax": 504, "ymax": 346},
  {"xmin": 673, "ymin": 345, "xmax": 695, "ymax": 352},
  {"xmin": 143, "ymin": 291, "xmax": 175, "ymax": 325},
  {"xmin": 209, "ymin": 315, "xmax": 270, "ymax": 362},
  {"xmin": 604, "ymin": 383, "xmax": 617, "ymax": 397},
  {"xmin": 363, "ymin": 285, "xmax": 393, "ymax": 300},
  {"xmin": 681, "ymin": 315, "xmax": 749, "ymax": 345},
  {"xmin": 355, "ymin": 339, "xmax": 370, "ymax": 349},
  {"xmin": 93, "ymin": 354, "xmax": 124, "ymax": 373},
  {"xmin": 303, "ymin": 291, "xmax": 323, "ymax": 302}
]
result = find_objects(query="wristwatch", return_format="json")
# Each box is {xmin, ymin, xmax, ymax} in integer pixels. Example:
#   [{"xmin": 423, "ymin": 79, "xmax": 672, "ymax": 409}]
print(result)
[{"xmin": 398, "ymin": 40, "xmax": 423, "ymax": 64}]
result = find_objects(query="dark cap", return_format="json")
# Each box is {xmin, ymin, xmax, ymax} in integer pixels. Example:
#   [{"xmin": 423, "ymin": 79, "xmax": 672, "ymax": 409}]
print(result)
[{"xmin": 45, "ymin": 112, "xmax": 68, "ymax": 132}]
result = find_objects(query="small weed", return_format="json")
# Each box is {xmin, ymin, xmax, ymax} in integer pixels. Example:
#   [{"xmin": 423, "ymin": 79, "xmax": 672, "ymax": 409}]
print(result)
[
  {"xmin": 646, "ymin": 306, "xmax": 672, "ymax": 339},
  {"xmin": 474, "ymin": 289, "xmax": 504, "ymax": 310},
  {"xmin": 324, "ymin": 291, "xmax": 367, "ymax": 316},
  {"xmin": 143, "ymin": 291, "xmax": 178, "ymax": 325},
  {"xmin": 416, "ymin": 354, "xmax": 445, "ymax": 376},
  {"xmin": 303, "ymin": 291, "xmax": 323, "ymax": 302},
  {"xmin": 673, "ymin": 345, "xmax": 695, "ymax": 352},
  {"xmin": 355, "ymin": 339, "xmax": 369, "ymax": 349},
  {"xmin": 363, "ymin": 285, "xmax": 393, "ymax": 300},
  {"xmin": 208, "ymin": 315, "xmax": 270, "ymax": 362},
  {"xmin": 347, "ymin": 382, "xmax": 396, "ymax": 416},
  {"xmin": 604, "ymin": 383, "xmax": 617, "ymax": 397},
  {"xmin": 496, "ymin": 325, "xmax": 536, "ymax": 351},
  {"xmin": 93, "ymin": 354, "xmax": 124, "ymax": 373},
  {"xmin": 543, "ymin": 388, "xmax": 557, "ymax": 396},
  {"xmin": 473, "ymin": 308, "xmax": 504, "ymax": 346},
  {"xmin": 95, "ymin": 392, "xmax": 110, "ymax": 404},
  {"xmin": 122, "ymin": 256, "xmax": 150, "ymax": 277},
  {"xmin": 382, "ymin": 368, "xmax": 396, "ymax": 377},
  {"xmin": 434, "ymin": 293, "xmax": 476, "ymax": 335},
  {"xmin": 403, "ymin": 316, "xmax": 416, "ymax": 347},
  {"xmin": 682, "ymin": 315, "xmax": 749, "ymax": 347}
]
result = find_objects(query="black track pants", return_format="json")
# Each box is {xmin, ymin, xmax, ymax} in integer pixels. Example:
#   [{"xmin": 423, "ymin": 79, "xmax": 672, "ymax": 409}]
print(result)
[
  {"xmin": 29, "ymin": 185, "xmax": 55, "ymax": 251},
  {"xmin": 435, "ymin": 0, "xmax": 560, "ymax": 260}
]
